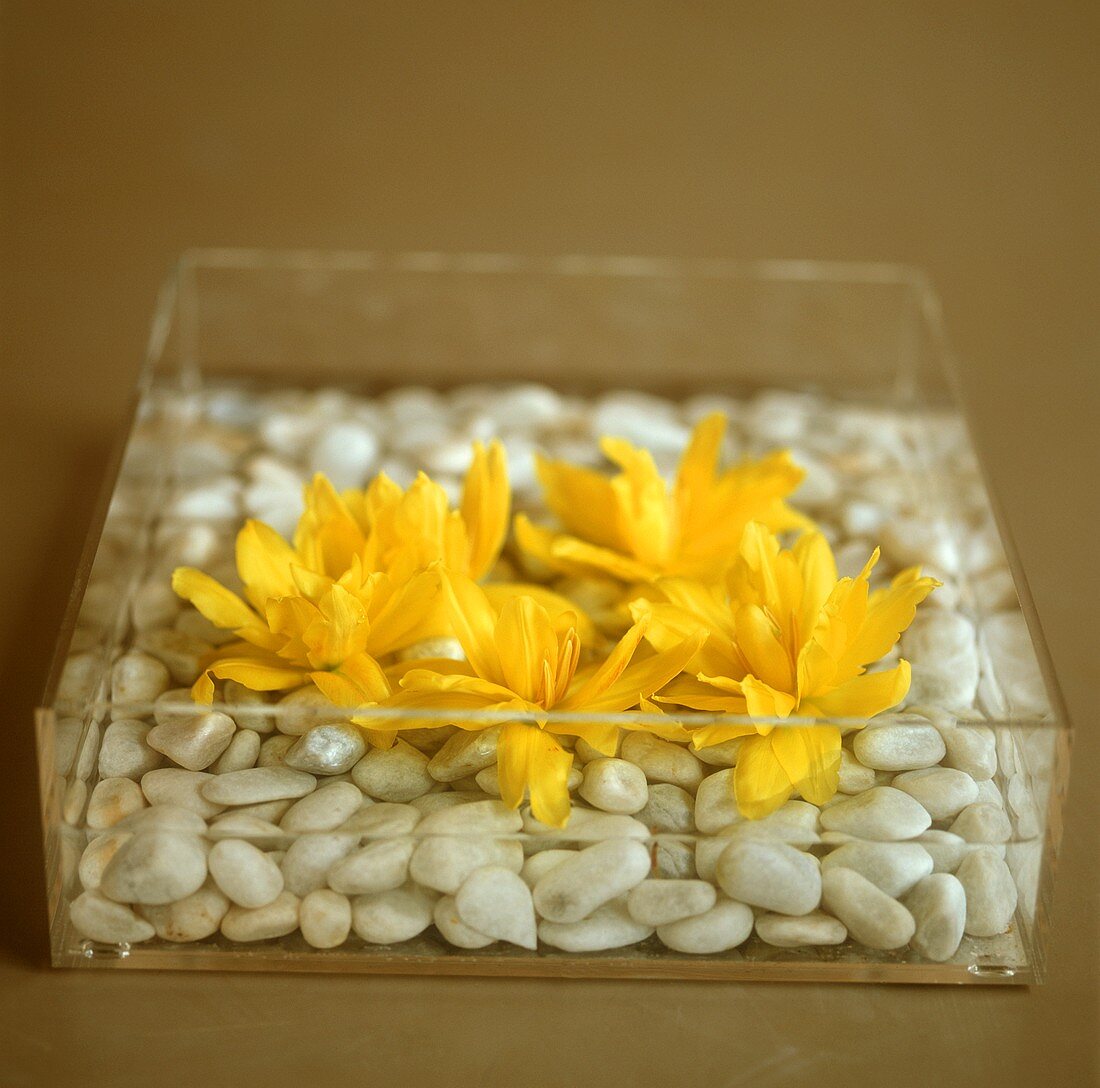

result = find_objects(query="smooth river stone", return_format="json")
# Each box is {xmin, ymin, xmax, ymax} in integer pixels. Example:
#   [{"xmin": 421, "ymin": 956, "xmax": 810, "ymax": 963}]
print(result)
[
  {"xmin": 819, "ymin": 787, "xmax": 931, "ymax": 841},
  {"xmin": 578, "ymin": 757, "xmax": 649, "ymax": 815},
  {"xmin": 283, "ymin": 723, "xmax": 367, "ymax": 775},
  {"xmin": 635, "ymin": 784, "xmax": 695, "ymax": 834},
  {"xmin": 201, "ymin": 767, "xmax": 317, "ymax": 806},
  {"xmin": 118, "ymin": 804, "xmax": 207, "ymax": 835},
  {"xmin": 891, "ymin": 767, "xmax": 979, "ymax": 820},
  {"xmin": 619, "ymin": 733, "xmax": 705, "ymax": 791},
  {"xmin": 409, "ymin": 837, "xmax": 524, "ymax": 895},
  {"xmin": 141, "ymin": 885, "xmax": 230, "ymax": 942},
  {"xmin": 79, "ymin": 831, "xmax": 132, "ymax": 891},
  {"xmin": 141, "ymin": 769, "xmax": 226, "ymax": 819},
  {"xmin": 657, "ymin": 898, "xmax": 754, "ymax": 954},
  {"xmin": 280, "ymin": 781, "xmax": 364, "ymax": 833},
  {"xmin": 352, "ymin": 740, "xmax": 435, "ymax": 801},
  {"xmin": 820, "ymin": 867, "xmax": 916, "ymax": 950},
  {"xmin": 208, "ymin": 838, "xmax": 285, "ymax": 907},
  {"xmin": 522, "ymin": 806, "xmax": 649, "ymax": 842},
  {"xmin": 98, "ymin": 719, "xmax": 164, "ymax": 781},
  {"xmin": 280, "ymin": 832, "xmax": 359, "ymax": 896},
  {"xmin": 718, "ymin": 800, "xmax": 820, "ymax": 848},
  {"xmin": 520, "ymin": 849, "xmax": 577, "ymax": 887},
  {"xmin": 327, "ymin": 838, "xmax": 416, "ymax": 894},
  {"xmin": 433, "ymin": 895, "xmax": 496, "ymax": 949},
  {"xmin": 86, "ymin": 777, "xmax": 147, "ymax": 830},
  {"xmin": 836, "ymin": 749, "xmax": 878, "ymax": 795},
  {"xmin": 694, "ymin": 769, "xmax": 741, "ymax": 833},
  {"xmin": 852, "ymin": 723, "xmax": 946, "ymax": 772},
  {"xmin": 533, "ymin": 839, "xmax": 652, "ymax": 923},
  {"xmin": 716, "ymin": 841, "xmax": 821, "ymax": 915},
  {"xmin": 339, "ymin": 802, "xmax": 420, "ymax": 838},
  {"xmin": 939, "ymin": 724, "xmax": 997, "ymax": 781},
  {"xmin": 755, "ymin": 910, "xmax": 848, "ymax": 948},
  {"xmin": 70, "ymin": 890, "xmax": 156, "ymax": 944},
  {"xmin": 416, "ymin": 798, "xmax": 524, "ymax": 836},
  {"xmin": 455, "ymin": 866, "xmax": 538, "ymax": 949},
  {"xmin": 899, "ymin": 612, "xmax": 979, "ymax": 708},
  {"xmin": 904, "ymin": 873, "xmax": 967, "ymax": 961},
  {"xmin": 627, "ymin": 879, "xmax": 717, "ymax": 926},
  {"xmin": 299, "ymin": 889, "xmax": 352, "ymax": 948},
  {"xmin": 221, "ymin": 890, "xmax": 301, "ymax": 941},
  {"xmin": 207, "ymin": 813, "xmax": 287, "ymax": 846},
  {"xmin": 917, "ymin": 830, "xmax": 970, "ymax": 873},
  {"xmin": 949, "ymin": 802, "xmax": 1013, "ymax": 844},
  {"xmin": 820, "ymin": 841, "xmax": 933, "ymax": 897},
  {"xmin": 538, "ymin": 900, "xmax": 654, "ymax": 952},
  {"xmin": 258, "ymin": 735, "xmax": 297, "ymax": 768},
  {"xmin": 210, "ymin": 729, "xmax": 261, "ymax": 774},
  {"xmin": 426, "ymin": 726, "xmax": 502, "ymax": 782},
  {"xmin": 351, "ymin": 884, "xmax": 436, "ymax": 944},
  {"xmin": 135, "ymin": 628, "xmax": 213, "ymax": 685},
  {"xmin": 99, "ymin": 830, "xmax": 208, "ymax": 905},
  {"xmin": 957, "ymin": 849, "xmax": 1018, "ymax": 936},
  {"xmin": 272, "ymin": 687, "xmax": 349, "ymax": 735},
  {"xmin": 147, "ymin": 712, "xmax": 236, "ymax": 771},
  {"xmin": 110, "ymin": 651, "xmax": 171, "ymax": 707}
]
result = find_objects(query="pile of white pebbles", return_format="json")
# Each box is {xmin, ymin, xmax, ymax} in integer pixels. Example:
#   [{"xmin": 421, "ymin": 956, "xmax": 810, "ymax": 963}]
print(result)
[{"xmin": 54, "ymin": 382, "xmax": 1052, "ymax": 966}]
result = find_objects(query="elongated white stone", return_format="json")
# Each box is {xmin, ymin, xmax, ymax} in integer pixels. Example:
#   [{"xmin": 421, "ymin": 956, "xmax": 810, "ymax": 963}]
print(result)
[
  {"xmin": 853, "ymin": 723, "xmax": 946, "ymax": 772},
  {"xmin": 455, "ymin": 866, "xmax": 538, "ymax": 949},
  {"xmin": 627, "ymin": 880, "xmax": 717, "ymax": 926},
  {"xmin": 208, "ymin": 838, "xmax": 285, "ymax": 908},
  {"xmin": 141, "ymin": 769, "xmax": 225, "ymax": 818},
  {"xmin": 201, "ymin": 767, "xmax": 317, "ymax": 806},
  {"xmin": 141, "ymin": 885, "xmax": 230, "ymax": 942},
  {"xmin": 891, "ymin": 767, "xmax": 979, "ymax": 820},
  {"xmin": 657, "ymin": 898, "xmax": 754, "ymax": 954},
  {"xmin": 520, "ymin": 849, "xmax": 577, "ymax": 888},
  {"xmin": 221, "ymin": 890, "xmax": 301, "ymax": 941},
  {"xmin": 79, "ymin": 831, "xmax": 132, "ymax": 891},
  {"xmin": 820, "ymin": 867, "xmax": 915, "ymax": 950},
  {"xmin": 636, "ymin": 784, "xmax": 695, "ymax": 833},
  {"xmin": 86, "ymin": 777, "xmax": 146, "ymax": 830},
  {"xmin": 351, "ymin": 884, "xmax": 435, "ymax": 943},
  {"xmin": 533, "ymin": 839, "xmax": 652, "ymax": 923},
  {"xmin": 328, "ymin": 838, "xmax": 415, "ymax": 895},
  {"xmin": 284, "ymin": 723, "xmax": 367, "ymax": 776},
  {"xmin": 70, "ymin": 890, "xmax": 155, "ymax": 944},
  {"xmin": 111, "ymin": 652, "xmax": 171, "ymax": 707},
  {"xmin": 905, "ymin": 873, "xmax": 966, "ymax": 961},
  {"xmin": 694, "ymin": 769, "xmax": 741, "ymax": 833},
  {"xmin": 352, "ymin": 740, "xmax": 435, "ymax": 801},
  {"xmin": 620, "ymin": 733, "xmax": 705, "ymax": 791},
  {"xmin": 416, "ymin": 799, "xmax": 523, "ymax": 836},
  {"xmin": 950, "ymin": 802, "xmax": 1012, "ymax": 844},
  {"xmin": 280, "ymin": 781, "xmax": 363, "ymax": 833},
  {"xmin": 434, "ymin": 895, "xmax": 495, "ymax": 949},
  {"xmin": 99, "ymin": 719, "xmax": 164, "ymax": 781},
  {"xmin": 210, "ymin": 728, "xmax": 261, "ymax": 774},
  {"xmin": 410, "ymin": 837, "xmax": 524, "ymax": 895},
  {"xmin": 917, "ymin": 830, "xmax": 970, "ymax": 874},
  {"xmin": 957, "ymin": 849, "xmax": 1017, "ymax": 936},
  {"xmin": 939, "ymin": 724, "xmax": 997, "ymax": 781},
  {"xmin": 538, "ymin": 900, "xmax": 654, "ymax": 952},
  {"xmin": 716, "ymin": 841, "xmax": 821, "ymax": 916},
  {"xmin": 339, "ymin": 802, "xmax": 420, "ymax": 838},
  {"xmin": 147, "ymin": 712, "xmax": 236, "ymax": 771},
  {"xmin": 820, "ymin": 841, "xmax": 933, "ymax": 898},
  {"xmin": 427, "ymin": 727, "xmax": 502, "ymax": 782},
  {"xmin": 99, "ymin": 831, "xmax": 208, "ymax": 905},
  {"xmin": 280, "ymin": 832, "xmax": 359, "ymax": 896},
  {"xmin": 819, "ymin": 787, "xmax": 931, "ymax": 841},
  {"xmin": 755, "ymin": 910, "xmax": 848, "ymax": 948}
]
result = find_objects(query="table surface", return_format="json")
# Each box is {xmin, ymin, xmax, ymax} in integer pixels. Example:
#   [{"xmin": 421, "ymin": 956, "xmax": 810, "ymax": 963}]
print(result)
[{"xmin": 2, "ymin": 3, "xmax": 1098, "ymax": 1086}]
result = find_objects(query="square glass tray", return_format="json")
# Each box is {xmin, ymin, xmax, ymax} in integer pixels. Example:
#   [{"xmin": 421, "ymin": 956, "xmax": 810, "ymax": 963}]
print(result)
[{"xmin": 35, "ymin": 252, "xmax": 1070, "ymax": 982}]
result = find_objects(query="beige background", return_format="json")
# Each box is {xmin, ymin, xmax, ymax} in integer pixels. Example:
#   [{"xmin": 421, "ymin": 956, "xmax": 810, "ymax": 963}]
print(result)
[{"xmin": 1, "ymin": 3, "xmax": 1098, "ymax": 1085}]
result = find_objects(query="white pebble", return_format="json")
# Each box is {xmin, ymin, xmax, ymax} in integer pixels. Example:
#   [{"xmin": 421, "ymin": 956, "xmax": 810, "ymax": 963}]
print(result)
[
  {"xmin": 70, "ymin": 890, "xmax": 155, "ymax": 944},
  {"xmin": 520, "ymin": 849, "xmax": 578, "ymax": 887},
  {"xmin": 821, "ymin": 841, "xmax": 933, "ymax": 898},
  {"xmin": 852, "ymin": 722, "xmax": 946, "ymax": 771},
  {"xmin": 940, "ymin": 725, "xmax": 997, "ymax": 781},
  {"xmin": 657, "ymin": 898, "xmax": 754, "ymax": 954},
  {"xmin": 522, "ymin": 806, "xmax": 649, "ymax": 842},
  {"xmin": 258, "ymin": 735, "xmax": 297, "ymax": 767},
  {"xmin": 755, "ymin": 910, "xmax": 848, "ymax": 948},
  {"xmin": 284, "ymin": 723, "xmax": 367, "ymax": 775},
  {"xmin": 917, "ymin": 830, "xmax": 969, "ymax": 873},
  {"xmin": 119, "ymin": 804, "xmax": 208, "ymax": 835},
  {"xmin": 837, "ymin": 749, "xmax": 878, "ymax": 795},
  {"xmin": 111, "ymin": 652, "xmax": 171, "ymax": 707},
  {"xmin": 694, "ymin": 769, "xmax": 740, "ymax": 833},
  {"xmin": 99, "ymin": 719, "xmax": 164, "ymax": 780},
  {"xmin": 426, "ymin": 727, "xmax": 502, "ymax": 782},
  {"xmin": 208, "ymin": 838, "xmax": 285, "ymax": 907},
  {"xmin": 820, "ymin": 867, "xmax": 916, "ymax": 950},
  {"xmin": 201, "ymin": 767, "xmax": 317, "ymax": 806},
  {"xmin": 328, "ymin": 838, "xmax": 415, "ymax": 895},
  {"xmin": 221, "ymin": 890, "xmax": 301, "ymax": 942},
  {"xmin": 86, "ymin": 777, "xmax": 146, "ymax": 830},
  {"xmin": 627, "ymin": 879, "xmax": 717, "ymax": 926},
  {"xmin": 533, "ymin": 839, "xmax": 652, "ymax": 923},
  {"xmin": 957, "ymin": 848, "xmax": 1017, "ymax": 936},
  {"xmin": 131, "ymin": 580, "xmax": 182, "ymax": 631},
  {"xmin": 339, "ymin": 802, "xmax": 420, "ymax": 838},
  {"xmin": 281, "ymin": 832, "xmax": 359, "ymax": 896},
  {"xmin": 880, "ymin": 517, "xmax": 961, "ymax": 574},
  {"xmin": 891, "ymin": 767, "xmax": 979, "ymax": 820},
  {"xmin": 433, "ymin": 895, "xmax": 495, "ymax": 948},
  {"xmin": 716, "ymin": 841, "xmax": 821, "ymax": 915},
  {"xmin": 819, "ymin": 787, "xmax": 931, "ymax": 841},
  {"xmin": 416, "ymin": 799, "xmax": 524, "ymax": 836},
  {"xmin": 538, "ymin": 900, "xmax": 654, "ymax": 952},
  {"xmin": 620, "ymin": 733, "xmax": 704, "ymax": 791},
  {"xmin": 950, "ymin": 802, "xmax": 1012, "ymax": 844},
  {"xmin": 147, "ymin": 712, "xmax": 236, "ymax": 771},
  {"xmin": 299, "ymin": 889, "xmax": 352, "ymax": 948},
  {"xmin": 79, "ymin": 831, "xmax": 132, "ymax": 891},
  {"xmin": 210, "ymin": 728, "xmax": 262, "ymax": 774},
  {"xmin": 351, "ymin": 884, "xmax": 435, "ymax": 944},
  {"xmin": 905, "ymin": 873, "xmax": 966, "ymax": 961},
  {"xmin": 455, "ymin": 866, "xmax": 538, "ymax": 949},
  {"xmin": 410, "ymin": 837, "xmax": 524, "ymax": 895},
  {"xmin": 280, "ymin": 781, "xmax": 364, "ymax": 833},
  {"xmin": 900, "ymin": 613, "xmax": 979, "ymax": 708},
  {"xmin": 134, "ymin": 629, "xmax": 212, "ymax": 685},
  {"xmin": 636, "ymin": 784, "xmax": 695, "ymax": 833},
  {"xmin": 141, "ymin": 884, "xmax": 230, "ymax": 942},
  {"xmin": 307, "ymin": 422, "xmax": 379, "ymax": 490},
  {"xmin": 273, "ymin": 687, "xmax": 349, "ymax": 736},
  {"xmin": 352, "ymin": 740, "xmax": 435, "ymax": 801},
  {"xmin": 99, "ymin": 830, "xmax": 208, "ymax": 905}
]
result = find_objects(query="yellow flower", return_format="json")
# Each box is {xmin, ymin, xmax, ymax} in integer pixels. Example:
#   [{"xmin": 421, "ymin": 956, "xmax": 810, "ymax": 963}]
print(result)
[
  {"xmin": 173, "ymin": 521, "xmax": 442, "ymax": 704},
  {"xmin": 633, "ymin": 522, "xmax": 939, "ymax": 818},
  {"xmin": 295, "ymin": 439, "xmax": 509, "ymax": 584},
  {"xmin": 515, "ymin": 413, "xmax": 809, "ymax": 585},
  {"xmin": 391, "ymin": 572, "xmax": 706, "ymax": 827}
]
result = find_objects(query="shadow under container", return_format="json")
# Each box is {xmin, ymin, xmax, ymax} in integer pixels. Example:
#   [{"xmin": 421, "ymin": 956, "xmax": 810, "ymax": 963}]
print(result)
[{"xmin": 36, "ymin": 252, "xmax": 1071, "ymax": 981}]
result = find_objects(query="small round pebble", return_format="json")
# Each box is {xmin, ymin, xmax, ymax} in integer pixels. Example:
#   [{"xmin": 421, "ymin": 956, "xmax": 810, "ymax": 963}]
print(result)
[
  {"xmin": 578, "ymin": 758, "xmax": 649, "ymax": 815},
  {"xmin": 208, "ymin": 838, "xmax": 285, "ymax": 908},
  {"xmin": 299, "ymin": 889, "xmax": 352, "ymax": 948}
]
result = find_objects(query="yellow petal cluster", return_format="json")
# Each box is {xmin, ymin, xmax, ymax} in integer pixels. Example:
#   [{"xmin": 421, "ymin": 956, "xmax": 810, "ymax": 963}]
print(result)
[
  {"xmin": 170, "ymin": 407, "xmax": 939, "ymax": 828},
  {"xmin": 633, "ymin": 523, "xmax": 940, "ymax": 817},
  {"xmin": 515, "ymin": 413, "xmax": 809, "ymax": 585}
]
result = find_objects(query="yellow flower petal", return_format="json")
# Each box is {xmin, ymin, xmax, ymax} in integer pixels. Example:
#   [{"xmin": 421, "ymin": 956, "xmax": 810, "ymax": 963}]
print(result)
[
  {"xmin": 734, "ymin": 734, "xmax": 795, "ymax": 819},
  {"xmin": 498, "ymin": 722, "xmax": 572, "ymax": 828},
  {"xmin": 235, "ymin": 519, "xmax": 300, "ymax": 611},
  {"xmin": 535, "ymin": 454, "xmax": 623, "ymax": 551},
  {"xmin": 208, "ymin": 657, "xmax": 308, "ymax": 692},
  {"xmin": 769, "ymin": 725, "xmax": 841, "ymax": 806},
  {"xmin": 740, "ymin": 675, "xmax": 798, "ymax": 719},
  {"xmin": 171, "ymin": 568, "xmax": 263, "ymax": 631},
  {"xmin": 439, "ymin": 570, "xmax": 504, "ymax": 685},
  {"xmin": 460, "ymin": 440, "xmax": 510, "ymax": 579},
  {"xmin": 495, "ymin": 596, "xmax": 557, "ymax": 704},
  {"xmin": 801, "ymin": 660, "xmax": 912, "ymax": 719},
  {"xmin": 483, "ymin": 582, "xmax": 599, "ymax": 645}
]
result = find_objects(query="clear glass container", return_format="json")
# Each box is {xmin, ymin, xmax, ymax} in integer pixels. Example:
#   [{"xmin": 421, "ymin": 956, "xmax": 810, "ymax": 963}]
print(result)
[{"xmin": 35, "ymin": 252, "xmax": 1070, "ymax": 981}]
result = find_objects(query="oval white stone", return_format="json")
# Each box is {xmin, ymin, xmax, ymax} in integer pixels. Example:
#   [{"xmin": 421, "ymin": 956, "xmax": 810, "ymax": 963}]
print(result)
[
  {"xmin": 284, "ymin": 723, "xmax": 367, "ymax": 776},
  {"xmin": 70, "ymin": 890, "xmax": 156, "ymax": 944},
  {"xmin": 657, "ymin": 898, "xmax": 754, "ymax": 954},
  {"xmin": 208, "ymin": 838, "xmax": 285, "ymax": 908},
  {"xmin": 820, "ymin": 867, "xmax": 916, "ymax": 950},
  {"xmin": 455, "ymin": 866, "xmax": 538, "ymax": 949},
  {"xmin": 351, "ymin": 884, "xmax": 435, "ymax": 944},
  {"xmin": 433, "ymin": 895, "xmax": 495, "ymax": 949},
  {"xmin": 147, "ymin": 712, "xmax": 236, "ymax": 771},
  {"xmin": 352, "ymin": 740, "xmax": 436, "ymax": 801},
  {"xmin": 716, "ymin": 841, "xmax": 821, "ymax": 916},
  {"xmin": 221, "ymin": 890, "xmax": 301, "ymax": 941},
  {"xmin": 891, "ymin": 768, "xmax": 979, "ymax": 820},
  {"xmin": 755, "ymin": 910, "xmax": 848, "ymax": 948},
  {"xmin": 627, "ymin": 879, "xmax": 717, "ymax": 926},
  {"xmin": 409, "ymin": 837, "xmax": 524, "ymax": 895},
  {"xmin": 957, "ymin": 848, "xmax": 1017, "ymax": 936},
  {"xmin": 328, "ymin": 838, "xmax": 415, "ymax": 895},
  {"xmin": 538, "ymin": 900, "xmax": 654, "ymax": 952},
  {"xmin": 299, "ymin": 889, "xmax": 352, "ymax": 948},
  {"xmin": 201, "ymin": 767, "xmax": 317, "ymax": 806},
  {"xmin": 852, "ymin": 723, "xmax": 946, "ymax": 772},
  {"xmin": 141, "ymin": 885, "xmax": 230, "ymax": 942},
  {"xmin": 99, "ymin": 830, "xmax": 208, "ymax": 905},
  {"xmin": 819, "ymin": 786, "xmax": 931, "ymax": 841},
  {"xmin": 905, "ymin": 873, "xmax": 966, "ymax": 961},
  {"xmin": 533, "ymin": 839, "xmax": 652, "ymax": 923},
  {"xmin": 578, "ymin": 758, "xmax": 649, "ymax": 815},
  {"xmin": 280, "ymin": 781, "xmax": 364, "ymax": 833}
]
